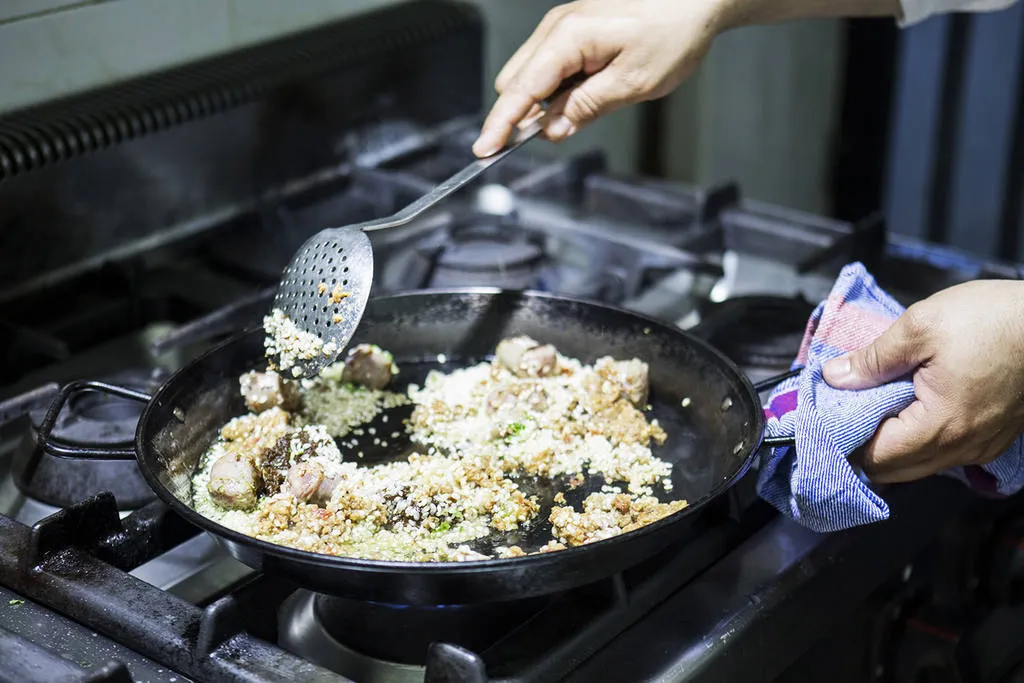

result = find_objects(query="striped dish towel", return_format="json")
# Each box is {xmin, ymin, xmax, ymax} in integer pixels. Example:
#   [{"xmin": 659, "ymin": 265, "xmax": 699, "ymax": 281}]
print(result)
[{"xmin": 758, "ymin": 262, "xmax": 1024, "ymax": 533}]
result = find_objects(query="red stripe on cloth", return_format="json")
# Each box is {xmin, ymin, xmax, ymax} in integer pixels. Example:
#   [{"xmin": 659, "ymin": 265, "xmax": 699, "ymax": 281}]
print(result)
[
  {"xmin": 795, "ymin": 315, "xmax": 818, "ymax": 364},
  {"xmin": 814, "ymin": 295, "xmax": 897, "ymax": 353}
]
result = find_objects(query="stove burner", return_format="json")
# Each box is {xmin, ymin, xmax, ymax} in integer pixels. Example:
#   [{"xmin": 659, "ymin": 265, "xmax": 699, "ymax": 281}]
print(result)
[
  {"xmin": 279, "ymin": 590, "xmax": 549, "ymax": 681},
  {"xmin": 430, "ymin": 239, "xmax": 544, "ymax": 287},
  {"xmin": 696, "ymin": 296, "xmax": 815, "ymax": 371},
  {"xmin": 13, "ymin": 368, "xmax": 168, "ymax": 510},
  {"xmin": 423, "ymin": 231, "xmax": 548, "ymax": 290}
]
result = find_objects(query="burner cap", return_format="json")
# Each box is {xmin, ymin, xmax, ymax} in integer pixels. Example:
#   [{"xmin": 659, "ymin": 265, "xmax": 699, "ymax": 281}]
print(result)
[
  {"xmin": 436, "ymin": 240, "xmax": 542, "ymax": 273},
  {"xmin": 425, "ymin": 230, "xmax": 545, "ymax": 289},
  {"xmin": 698, "ymin": 296, "xmax": 814, "ymax": 370}
]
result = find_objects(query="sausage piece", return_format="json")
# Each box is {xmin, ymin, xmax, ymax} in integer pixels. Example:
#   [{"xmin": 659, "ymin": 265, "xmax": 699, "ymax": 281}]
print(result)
[
  {"xmin": 239, "ymin": 370, "xmax": 300, "ymax": 413},
  {"xmin": 495, "ymin": 336, "xmax": 537, "ymax": 373},
  {"xmin": 593, "ymin": 357, "xmax": 650, "ymax": 408},
  {"xmin": 284, "ymin": 460, "xmax": 325, "ymax": 503},
  {"xmin": 495, "ymin": 336, "xmax": 558, "ymax": 377},
  {"xmin": 520, "ymin": 344, "xmax": 557, "ymax": 377},
  {"xmin": 207, "ymin": 452, "xmax": 262, "ymax": 510},
  {"xmin": 341, "ymin": 344, "xmax": 394, "ymax": 390}
]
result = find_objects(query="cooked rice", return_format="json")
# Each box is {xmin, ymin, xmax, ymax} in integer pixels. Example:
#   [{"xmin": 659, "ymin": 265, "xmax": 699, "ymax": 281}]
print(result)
[
  {"xmin": 298, "ymin": 361, "xmax": 409, "ymax": 438},
  {"xmin": 191, "ymin": 341, "xmax": 686, "ymax": 562},
  {"xmin": 264, "ymin": 308, "xmax": 338, "ymax": 376}
]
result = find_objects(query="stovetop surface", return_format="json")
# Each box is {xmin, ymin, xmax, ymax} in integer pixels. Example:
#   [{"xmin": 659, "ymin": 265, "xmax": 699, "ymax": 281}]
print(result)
[
  {"xmin": 2, "ymin": 112, "xmax": 1023, "ymax": 683},
  {"xmin": 6, "ymin": 0, "xmax": 1024, "ymax": 677}
]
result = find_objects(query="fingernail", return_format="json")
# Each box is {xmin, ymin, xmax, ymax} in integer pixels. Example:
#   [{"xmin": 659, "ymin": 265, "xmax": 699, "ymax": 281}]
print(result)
[
  {"xmin": 823, "ymin": 357, "xmax": 851, "ymax": 382},
  {"xmin": 472, "ymin": 136, "xmax": 500, "ymax": 158},
  {"xmin": 545, "ymin": 115, "xmax": 575, "ymax": 139}
]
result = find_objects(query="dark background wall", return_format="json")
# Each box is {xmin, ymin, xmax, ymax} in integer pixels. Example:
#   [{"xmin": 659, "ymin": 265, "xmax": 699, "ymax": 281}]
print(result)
[{"xmin": 836, "ymin": 3, "xmax": 1024, "ymax": 262}]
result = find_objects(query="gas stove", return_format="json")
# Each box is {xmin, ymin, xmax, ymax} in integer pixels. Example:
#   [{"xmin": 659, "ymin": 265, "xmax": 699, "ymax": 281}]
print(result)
[{"xmin": 2, "ymin": 3, "xmax": 1024, "ymax": 682}]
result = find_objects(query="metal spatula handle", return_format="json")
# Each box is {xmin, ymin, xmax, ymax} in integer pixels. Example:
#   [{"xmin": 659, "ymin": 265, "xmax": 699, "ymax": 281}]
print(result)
[
  {"xmin": 270, "ymin": 74, "xmax": 588, "ymax": 378},
  {"xmin": 362, "ymin": 72, "xmax": 588, "ymax": 233},
  {"xmin": 365, "ymin": 124, "xmax": 544, "ymax": 232}
]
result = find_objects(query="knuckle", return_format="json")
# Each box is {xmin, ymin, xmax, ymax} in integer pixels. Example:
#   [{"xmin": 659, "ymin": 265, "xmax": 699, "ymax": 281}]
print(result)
[
  {"xmin": 567, "ymin": 88, "xmax": 603, "ymax": 121},
  {"xmin": 542, "ymin": 4, "xmax": 570, "ymax": 25},
  {"xmin": 495, "ymin": 67, "xmax": 512, "ymax": 90},
  {"xmin": 900, "ymin": 304, "xmax": 934, "ymax": 342},
  {"xmin": 551, "ymin": 11, "xmax": 584, "ymax": 38},
  {"xmin": 857, "ymin": 344, "xmax": 885, "ymax": 379},
  {"xmin": 934, "ymin": 414, "xmax": 970, "ymax": 450},
  {"xmin": 619, "ymin": 70, "xmax": 658, "ymax": 98}
]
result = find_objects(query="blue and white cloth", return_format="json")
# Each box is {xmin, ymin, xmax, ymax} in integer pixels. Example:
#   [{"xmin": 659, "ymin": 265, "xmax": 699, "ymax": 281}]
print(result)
[{"xmin": 758, "ymin": 262, "xmax": 1024, "ymax": 533}]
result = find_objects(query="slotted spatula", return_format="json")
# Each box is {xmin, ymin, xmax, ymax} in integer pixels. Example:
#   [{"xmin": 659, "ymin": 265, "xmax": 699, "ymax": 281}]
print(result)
[{"xmin": 269, "ymin": 77, "xmax": 583, "ymax": 378}]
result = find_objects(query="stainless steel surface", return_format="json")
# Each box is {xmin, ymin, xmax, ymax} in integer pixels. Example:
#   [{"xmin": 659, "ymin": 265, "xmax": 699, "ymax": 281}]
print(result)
[
  {"xmin": 0, "ymin": 3, "xmax": 485, "ymax": 300},
  {"xmin": 566, "ymin": 477, "xmax": 978, "ymax": 683},
  {"xmin": 273, "ymin": 120, "xmax": 546, "ymax": 378},
  {"xmin": 129, "ymin": 532, "xmax": 254, "ymax": 603}
]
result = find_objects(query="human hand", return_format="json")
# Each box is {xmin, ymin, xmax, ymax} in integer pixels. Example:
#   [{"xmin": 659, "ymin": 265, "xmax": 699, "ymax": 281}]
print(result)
[
  {"xmin": 472, "ymin": 0, "xmax": 728, "ymax": 157},
  {"xmin": 822, "ymin": 280, "xmax": 1024, "ymax": 483}
]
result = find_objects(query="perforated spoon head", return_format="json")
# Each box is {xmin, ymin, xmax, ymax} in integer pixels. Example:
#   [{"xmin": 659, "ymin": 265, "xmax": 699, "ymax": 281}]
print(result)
[
  {"xmin": 265, "ymin": 76, "xmax": 589, "ymax": 378},
  {"xmin": 268, "ymin": 226, "xmax": 374, "ymax": 378}
]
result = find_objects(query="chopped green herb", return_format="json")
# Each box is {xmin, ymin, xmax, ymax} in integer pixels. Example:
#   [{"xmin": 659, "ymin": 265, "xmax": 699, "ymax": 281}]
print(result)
[
  {"xmin": 503, "ymin": 421, "xmax": 528, "ymax": 444},
  {"xmin": 8, "ymin": 599, "xmax": 23, "ymax": 606},
  {"xmin": 435, "ymin": 521, "xmax": 451, "ymax": 533}
]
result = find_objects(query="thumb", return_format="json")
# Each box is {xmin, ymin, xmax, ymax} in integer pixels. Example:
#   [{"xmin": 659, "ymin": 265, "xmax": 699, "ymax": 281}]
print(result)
[
  {"xmin": 543, "ymin": 69, "xmax": 638, "ymax": 141},
  {"xmin": 822, "ymin": 312, "xmax": 926, "ymax": 390}
]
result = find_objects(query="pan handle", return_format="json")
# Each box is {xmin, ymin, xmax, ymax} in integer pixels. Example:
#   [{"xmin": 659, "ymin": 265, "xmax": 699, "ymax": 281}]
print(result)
[
  {"xmin": 762, "ymin": 434, "xmax": 797, "ymax": 448},
  {"xmin": 36, "ymin": 381, "xmax": 153, "ymax": 460},
  {"xmin": 753, "ymin": 368, "xmax": 801, "ymax": 393}
]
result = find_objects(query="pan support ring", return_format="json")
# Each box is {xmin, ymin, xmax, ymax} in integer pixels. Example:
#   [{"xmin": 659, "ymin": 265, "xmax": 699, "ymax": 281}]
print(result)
[{"xmin": 279, "ymin": 590, "xmax": 426, "ymax": 683}]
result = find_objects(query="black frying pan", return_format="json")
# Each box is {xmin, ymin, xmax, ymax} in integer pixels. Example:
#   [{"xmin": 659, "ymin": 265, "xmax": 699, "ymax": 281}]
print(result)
[{"xmin": 36, "ymin": 290, "xmax": 795, "ymax": 605}]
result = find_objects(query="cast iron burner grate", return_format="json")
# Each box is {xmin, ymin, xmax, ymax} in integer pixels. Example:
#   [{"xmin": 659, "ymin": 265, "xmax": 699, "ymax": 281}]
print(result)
[
  {"xmin": 0, "ymin": 486, "xmax": 773, "ymax": 683},
  {"xmin": 6, "ymin": 369, "xmax": 168, "ymax": 511},
  {"xmin": 695, "ymin": 296, "xmax": 815, "ymax": 371}
]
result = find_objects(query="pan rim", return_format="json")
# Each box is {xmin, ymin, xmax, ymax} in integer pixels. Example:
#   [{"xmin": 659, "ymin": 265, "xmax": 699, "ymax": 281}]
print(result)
[{"xmin": 135, "ymin": 287, "xmax": 766, "ymax": 576}]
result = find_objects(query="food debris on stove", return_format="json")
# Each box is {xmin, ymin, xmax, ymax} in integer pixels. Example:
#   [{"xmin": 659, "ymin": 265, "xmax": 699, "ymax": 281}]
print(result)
[{"xmin": 191, "ymin": 338, "xmax": 686, "ymax": 562}]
